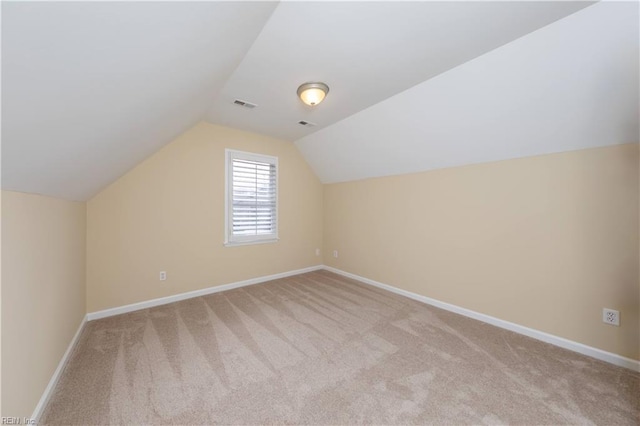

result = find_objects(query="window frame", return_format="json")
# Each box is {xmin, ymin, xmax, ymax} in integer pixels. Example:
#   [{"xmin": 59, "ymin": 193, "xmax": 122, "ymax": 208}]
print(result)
[{"xmin": 224, "ymin": 149, "xmax": 279, "ymax": 247}]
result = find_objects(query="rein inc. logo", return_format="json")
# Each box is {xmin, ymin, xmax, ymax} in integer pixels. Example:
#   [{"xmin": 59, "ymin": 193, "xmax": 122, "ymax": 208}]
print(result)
[{"xmin": 1, "ymin": 418, "xmax": 36, "ymax": 425}]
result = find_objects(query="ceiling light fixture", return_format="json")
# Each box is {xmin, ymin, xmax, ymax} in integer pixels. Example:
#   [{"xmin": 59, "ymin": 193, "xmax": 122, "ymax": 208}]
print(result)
[{"xmin": 297, "ymin": 82, "xmax": 329, "ymax": 106}]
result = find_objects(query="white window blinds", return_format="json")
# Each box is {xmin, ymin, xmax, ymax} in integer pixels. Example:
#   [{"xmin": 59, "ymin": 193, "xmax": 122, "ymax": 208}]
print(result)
[{"xmin": 225, "ymin": 150, "xmax": 278, "ymax": 245}]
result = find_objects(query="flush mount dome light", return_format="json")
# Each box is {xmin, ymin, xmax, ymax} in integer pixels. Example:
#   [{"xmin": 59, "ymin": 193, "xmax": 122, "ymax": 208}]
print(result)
[{"xmin": 297, "ymin": 82, "xmax": 329, "ymax": 106}]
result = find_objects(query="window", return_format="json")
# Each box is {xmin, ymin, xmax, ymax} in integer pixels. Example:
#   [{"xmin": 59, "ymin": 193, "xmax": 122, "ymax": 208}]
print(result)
[{"xmin": 225, "ymin": 149, "xmax": 278, "ymax": 246}]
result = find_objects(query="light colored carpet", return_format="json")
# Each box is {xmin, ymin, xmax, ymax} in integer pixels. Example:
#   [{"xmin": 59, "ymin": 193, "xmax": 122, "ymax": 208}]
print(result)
[{"xmin": 41, "ymin": 270, "xmax": 639, "ymax": 425}]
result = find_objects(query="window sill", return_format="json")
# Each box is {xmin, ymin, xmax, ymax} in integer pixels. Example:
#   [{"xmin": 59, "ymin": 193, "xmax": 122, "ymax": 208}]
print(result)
[{"xmin": 224, "ymin": 238, "xmax": 279, "ymax": 247}]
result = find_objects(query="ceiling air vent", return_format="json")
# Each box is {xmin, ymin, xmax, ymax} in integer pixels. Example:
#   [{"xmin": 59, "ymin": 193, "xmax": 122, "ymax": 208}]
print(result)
[
  {"xmin": 298, "ymin": 120, "xmax": 317, "ymax": 127},
  {"xmin": 233, "ymin": 99, "xmax": 257, "ymax": 109}
]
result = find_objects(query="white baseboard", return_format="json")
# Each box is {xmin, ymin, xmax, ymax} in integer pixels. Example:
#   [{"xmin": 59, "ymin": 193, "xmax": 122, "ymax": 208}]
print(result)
[
  {"xmin": 323, "ymin": 266, "xmax": 640, "ymax": 372},
  {"xmin": 30, "ymin": 264, "xmax": 639, "ymax": 421},
  {"xmin": 87, "ymin": 265, "xmax": 324, "ymax": 321},
  {"xmin": 31, "ymin": 314, "xmax": 88, "ymax": 422}
]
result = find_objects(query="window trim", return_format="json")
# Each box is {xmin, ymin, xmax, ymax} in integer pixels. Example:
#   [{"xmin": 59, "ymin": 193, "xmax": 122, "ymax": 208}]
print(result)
[{"xmin": 224, "ymin": 149, "xmax": 279, "ymax": 247}]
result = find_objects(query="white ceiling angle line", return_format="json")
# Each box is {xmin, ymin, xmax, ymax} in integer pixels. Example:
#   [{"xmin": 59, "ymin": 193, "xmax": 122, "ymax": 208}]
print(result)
[
  {"xmin": 295, "ymin": 1, "xmax": 638, "ymax": 185},
  {"xmin": 1, "ymin": 1, "xmax": 278, "ymax": 201},
  {"xmin": 2, "ymin": 1, "xmax": 603, "ymax": 201},
  {"xmin": 204, "ymin": 1, "xmax": 594, "ymax": 142}
]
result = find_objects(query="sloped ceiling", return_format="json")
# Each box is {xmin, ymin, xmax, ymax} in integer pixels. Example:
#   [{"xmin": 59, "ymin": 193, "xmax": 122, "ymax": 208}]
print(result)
[
  {"xmin": 4, "ymin": 1, "xmax": 634, "ymax": 201},
  {"xmin": 296, "ymin": 1, "xmax": 639, "ymax": 184},
  {"xmin": 204, "ymin": 1, "xmax": 593, "ymax": 141},
  {"xmin": 1, "ymin": 2, "xmax": 278, "ymax": 201}
]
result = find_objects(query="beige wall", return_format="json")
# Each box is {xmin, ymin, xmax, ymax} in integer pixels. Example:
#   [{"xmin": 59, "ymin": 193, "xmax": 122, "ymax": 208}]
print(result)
[
  {"xmin": 324, "ymin": 144, "xmax": 640, "ymax": 360},
  {"xmin": 87, "ymin": 122, "xmax": 323, "ymax": 312},
  {"xmin": 2, "ymin": 123, "xmax": 635, "ymax": 418},
  {"xmin": 1, "ymin": 191, "xmax": 86, "ymax": 418},
  {"xmin": 1, "ymin": 188, "xmax": 3, "ymax": 417}
]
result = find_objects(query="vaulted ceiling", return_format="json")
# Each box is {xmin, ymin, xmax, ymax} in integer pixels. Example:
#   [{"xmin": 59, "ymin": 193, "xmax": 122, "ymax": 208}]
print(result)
[{"xmin": 3, "ymin": 1, "xmax": 637, "ymax": 201}]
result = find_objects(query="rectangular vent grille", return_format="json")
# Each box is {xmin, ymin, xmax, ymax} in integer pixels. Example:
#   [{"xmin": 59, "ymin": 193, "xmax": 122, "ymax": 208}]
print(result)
[
  {"xmin": 233, "ymin": 99, "xmax": 257, "ymax": 109},
  {"xmin": 298, "ymin": 120, "xmax": 317, "ymax": 127}
]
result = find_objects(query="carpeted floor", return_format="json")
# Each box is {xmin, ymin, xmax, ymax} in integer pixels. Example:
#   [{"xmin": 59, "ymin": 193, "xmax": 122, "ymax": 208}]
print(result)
[{"xmin": 41, "ymin": 270, "xmax": 639, "ymax": 425}]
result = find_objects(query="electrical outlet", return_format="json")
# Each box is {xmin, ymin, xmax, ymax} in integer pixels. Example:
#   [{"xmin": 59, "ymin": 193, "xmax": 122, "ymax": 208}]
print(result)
[
  {"xmin": 315, "ymin": 248, "xmax": 320, "ymax": 256},
  {"xmin": 602, "ymin": 308, "xmax": 619, "ymax": 326},
  {"xmin": 159, "ymin": 271, "xmax": 167, "ymax": 281},
  {"xmin": 333, "ymin": 250, "xmax": 338, "ymax": 258}
]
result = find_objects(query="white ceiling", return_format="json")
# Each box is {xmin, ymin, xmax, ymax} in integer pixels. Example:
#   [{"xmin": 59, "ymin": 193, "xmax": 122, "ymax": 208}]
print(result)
[
  {"xmin": 2, "ymin": 2, "xmax": 277, "ymax": 201},
  {"xmin": 4, "ymin": 1, "xmax": 631, "ymax": 202},
  {"xmin": 205, "ymin": 1, "xmax": 593, "ymax": 141},
  {"xmin": 296, "ymin": 0, "xmax": 639, "ymax": 184}
]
